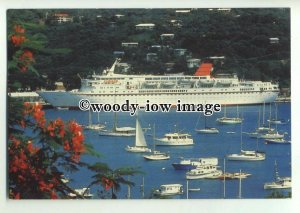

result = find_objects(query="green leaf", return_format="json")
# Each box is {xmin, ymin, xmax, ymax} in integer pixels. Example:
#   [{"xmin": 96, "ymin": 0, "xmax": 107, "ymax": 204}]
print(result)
[{"xmin": 84, "ymin": 143, "xmax": 101, "ymax": 158}]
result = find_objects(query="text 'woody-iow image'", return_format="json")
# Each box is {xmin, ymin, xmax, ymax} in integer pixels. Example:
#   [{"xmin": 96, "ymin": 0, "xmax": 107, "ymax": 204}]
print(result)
[{"xmin": 7, "ymin": 8, "xmax": 291, "ymax": 199}]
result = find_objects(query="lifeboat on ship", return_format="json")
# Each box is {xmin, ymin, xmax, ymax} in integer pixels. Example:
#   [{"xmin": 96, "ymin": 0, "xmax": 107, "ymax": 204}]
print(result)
[
  {"xmin": 143, "ymin": 82, "xmax": 157, "ymax": 88},
  {"xmin": 160, "ymin": 81, "xmax": 176, "ymax": 88}
]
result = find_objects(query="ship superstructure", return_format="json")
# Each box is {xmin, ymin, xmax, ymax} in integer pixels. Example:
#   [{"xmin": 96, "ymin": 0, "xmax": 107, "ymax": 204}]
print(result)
[{"xmin": 38, "ymin": 59, "xmax": 279, "ymax": 108}]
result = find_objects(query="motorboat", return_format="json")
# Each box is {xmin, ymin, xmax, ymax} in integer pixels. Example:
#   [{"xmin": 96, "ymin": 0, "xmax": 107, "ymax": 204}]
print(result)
[
  {"xmin": 153, "ymin": 184, "xmax": 183, "ymax": 196},
  {"xmin": 186, "ymin": 165, "xmax": 223, "ymax": 180},
  {"xmin": 155, "ymin": 132, "xmax": 194, "ymax": 146},
  {"xmin": 188, "ymin": 188, "xmax": 201, "ymax": 192},
  {"xmin": 172, "ymin": 157, "xmax": 218, "ymax": 170},
  {"xmin": 227, "ymin": 150, "xmax": 265, "ymax": 161},
  {"xmin": 125, "ymin": 115, "xmax": 151, "ymax": 153},
  {"xmin": 68, "ymin": 188, "xmax": 93, "ymax": 199}
]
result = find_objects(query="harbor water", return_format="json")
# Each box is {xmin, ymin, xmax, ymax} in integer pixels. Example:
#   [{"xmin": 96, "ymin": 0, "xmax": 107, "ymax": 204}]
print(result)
[{"xmin": 44, "ymin": 103, "xmax": 291, "ymax": 199}]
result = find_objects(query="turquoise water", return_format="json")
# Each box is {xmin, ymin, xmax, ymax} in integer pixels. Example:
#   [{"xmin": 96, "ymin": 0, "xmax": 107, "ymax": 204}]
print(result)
[{"xmin": 44, "ymin": 103, "xmax": 291, "ymax": 199}]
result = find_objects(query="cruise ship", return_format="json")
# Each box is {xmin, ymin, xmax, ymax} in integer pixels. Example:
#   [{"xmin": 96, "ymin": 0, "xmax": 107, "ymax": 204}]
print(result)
[{"xmin": 38, "ymin": 59, "xmax": 279, "ymax": 108}]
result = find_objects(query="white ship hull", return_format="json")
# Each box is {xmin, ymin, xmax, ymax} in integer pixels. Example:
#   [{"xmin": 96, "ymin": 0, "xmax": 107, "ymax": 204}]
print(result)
[
  {"xmin": 38, "ymin": 90, "xmax": 279, "ymax": 108},
  {"xmin": 186, "ymin": 170, "xmax": 222, "ymax": 180},
  {"xmin": 37, "ymin": 59, "xmax": 279, "ymax": 108},
  {"xmin": 155, "ymin": 139, "xmax": 194, "ymax": 146}
]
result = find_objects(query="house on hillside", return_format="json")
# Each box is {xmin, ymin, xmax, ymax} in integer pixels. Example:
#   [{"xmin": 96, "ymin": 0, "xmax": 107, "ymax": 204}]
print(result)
[
  {"xmin": 174, "ymin": 48, "xmax": 187, "ymax": 57},
  {"xmin": 135, "ymin": 23, "xmax": 155, "ymax": 30},
  {"xmin": 175, "ymin": 10, "xmax": 191, "ymax": 13},
  {"xmin": 51, "ymin": 13, "xmax": 73, "ymax": 23},
  {"xmin": 160, "ymin": 34, "xmax": 175, "ymax": 41},
  {"xmin": 146, "ymin": 53, "xmax": 158, "ymax": 62},
  {"xmin": 187, "ymin": 58, "xmax": 201, "ymax": 69},
  {"xmin": 122, "ymin": 42, "xmax": 139, "ymax": 48},
  {"xmin": 116, "ymin": 63, "xmax": 131, "ymax": 73},
  {"xmin": 269, "ymin": 37, "xmax": 280, "ymax": 44},
  {"xmin": 113, "ymin": 51, "xmax": 125, "ymax": 58}
]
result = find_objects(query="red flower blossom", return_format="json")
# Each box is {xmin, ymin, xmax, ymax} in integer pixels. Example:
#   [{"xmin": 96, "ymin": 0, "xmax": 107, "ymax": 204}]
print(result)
[
  {"xmin": 102, "ymin": 177, "xmax": 114, "ymax": 191},
  {"xmin": 10, "ymin": 34, "xmax": 26, "ymax": 46},
  {"xmin": 50, "ymin": 190, "xmax": 58, "ymax": 199},
  {"xmin": 14, "ymin": 25, "xmax": 25, "ymax": 33}
]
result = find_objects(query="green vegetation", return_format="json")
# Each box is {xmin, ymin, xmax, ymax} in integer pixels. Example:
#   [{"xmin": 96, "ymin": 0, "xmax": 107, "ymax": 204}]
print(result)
[{"xmin": 7, "ymin": 8, "xmax": 290, "ymax": 90}]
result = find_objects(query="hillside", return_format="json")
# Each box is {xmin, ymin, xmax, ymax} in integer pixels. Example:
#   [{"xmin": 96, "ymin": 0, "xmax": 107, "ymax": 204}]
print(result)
[{"xmin": 7, "ymin": 8, "xmax": 290, "ymax": 91}]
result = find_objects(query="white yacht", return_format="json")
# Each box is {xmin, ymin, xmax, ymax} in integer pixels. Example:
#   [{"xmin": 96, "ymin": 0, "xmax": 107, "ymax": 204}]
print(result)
[
  {"xmin": 186, "ymin": 165, "xmax": 223, "ymax": 180},
  {"xmin": 84, "ymin": 110, "xmax": 106, "ymax": 131},
  {"xmin": 99, "ymin": 112, "xmax": 135, "ymax": 137},
  {"xmin": 172, "ymin": 157, "xmax": 218, "ymax": 170},
  {"xmin": 195, "ymin": 114, "xmax": 219, "ymax": 134},
  {"xmin": 68, "ymin": 188, "xmax": 93, "ymax": 199},
  {"xmin": 227, "ymin": 150, "xmax": 265, "ymax": 161},
  {"xmin": 227, "ymin": 125, "xmax": 266, "ymax": 161},
  {"xmin": 216, "ymin": 105, "xmax": 243, "ymax": 124},
  {"xmin": 153, "ymin": 184, "xmax": 183, "ymax": 196},
  {"xmin": 155, "ymin": 132, "xmax": 194, "ymax": 146},
  {"xmin": 125, "ymin": 115, "xmax": 151, "ymax": 153},
  {"xmin": 258, "ymin": 130, "xmax": 284, "ymax": 139},
  {"xmin": 143, "ymin": 150, "xmax": 170, "ymax": 161},
  {"xmin": 38, "ymin": 59, "xmax": 279, "ymax": 108},
  {"xmin": 143, "ymin": 124, "xmax": 170, "ymax": 160}
]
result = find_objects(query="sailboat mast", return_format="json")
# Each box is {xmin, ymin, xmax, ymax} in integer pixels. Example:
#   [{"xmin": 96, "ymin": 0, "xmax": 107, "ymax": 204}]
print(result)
[
  {"xmin": 240, "ymin": 123, "xmax": 243, "ymax": 151},
  {"xmin": 113, "ymin": 112, "xmax": 117, "ymax": 131},
  {"xmin": 258, "ymin": 110, "xmax": 260, "ymax": 129},
  {"xmin": 274, "ymin": 160, "xmax": 279, "ymax": 181},
  {"xmin": 88, "ymin": 109, "xmax": 92, "ymax": 125},
  {"xmin": 223, "ymin": 158, "xmax": 226, "ymax": 199},
  {"xmin": 238, "ymin": 169, "xmax": 242, "ymax": 199},
  {"xmin": 186, "ymin": 180, "xmax": 189, "ymax": 199},
  {"xmin": 127, "ymin": 176, "xmax": 131, "ymax": 199},
  {"xmin": 262, "ymin": 102, "xmax": 266, "ymax": 126},
  {"xmin": 268, "ymin": 104, "xmax": 272, "ymax": 129},
  {"xmin": 141, "ymin": 176, "xmax": 145, "ymax": 199},
  {"xmin": 153, "ymin": 123, "xmax": 156, "ymax": 151}
]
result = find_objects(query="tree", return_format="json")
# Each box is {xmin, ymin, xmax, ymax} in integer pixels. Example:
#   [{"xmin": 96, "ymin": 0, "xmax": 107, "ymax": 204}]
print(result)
[{"xmin": 7, "ymin": 22, "xmax": 139, "ymax": 199}]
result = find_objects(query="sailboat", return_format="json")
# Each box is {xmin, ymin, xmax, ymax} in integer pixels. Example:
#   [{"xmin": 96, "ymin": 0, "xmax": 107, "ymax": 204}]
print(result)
[
  {"xmin": 227, "ymin": 124, "xmax": 265, "ymax": 161},
  {"xmin": 216, "ymin": 105, "xmax": 243, "ymax": 124},
  {"xmin": 264, "ymin": 161, "xmax": 291, "ymax": 189},
  {"xmin": 195, "ymin": 114, "xmax": 219, "ymax": 134},
  {"xmin": 257, "ymin": 102, "xmax": 274, "ymax": 133},
  {"xmin": 247, "ymin": 108, "xmax": 274, "ymax": 138},
  {"xmin": 125, "ymin": 114, "xmax": 151, "ymax": 153},
  {"xmin": 99, "ymin": 112, "xmax": 135, "ymax": 137},
  {"xmin": 143, "ymin": 124, "xmax": 170, "ymax": 160},
  {"xmin": 84, "ymin": 110, "xmax": 106, "ymax": 130},
  {"xmin": 258, "ymin": 104, "xmax": 284, "ymax": 139},
  {"xmin": 267, "ymin": 103, "xmax": 289, "ymax": 125}
]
